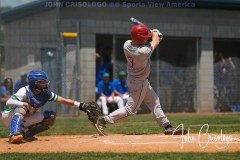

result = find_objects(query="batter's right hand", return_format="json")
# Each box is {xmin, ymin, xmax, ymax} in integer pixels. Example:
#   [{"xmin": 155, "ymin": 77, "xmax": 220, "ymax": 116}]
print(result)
[{"xmin": 151, "ymin": 29, "xmax": 163, "ymax": 39}]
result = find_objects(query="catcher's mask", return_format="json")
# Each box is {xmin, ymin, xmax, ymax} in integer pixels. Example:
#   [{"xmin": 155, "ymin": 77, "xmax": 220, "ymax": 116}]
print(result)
[{"xmin": 28, "ymin": 70, "xmax": 50, "ymax": 94}]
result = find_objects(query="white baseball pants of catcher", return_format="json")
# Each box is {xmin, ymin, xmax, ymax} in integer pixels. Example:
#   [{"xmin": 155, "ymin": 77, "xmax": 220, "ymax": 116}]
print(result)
[{"xmin": 1, "ymin": 110, "xmax": 44, "ymax": 133}]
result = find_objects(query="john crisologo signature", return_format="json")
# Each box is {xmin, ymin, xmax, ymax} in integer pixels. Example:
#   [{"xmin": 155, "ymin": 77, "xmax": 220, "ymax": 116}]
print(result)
[{"xmin": 172, "ymin": 124, "xmax": 239, "ymax": 149}]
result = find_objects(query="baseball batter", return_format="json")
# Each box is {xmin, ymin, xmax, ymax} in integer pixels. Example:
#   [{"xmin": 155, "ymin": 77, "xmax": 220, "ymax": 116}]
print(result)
[
  {"xmin": 1, "ymin": 70, "xmax": 100, "ymax": 144},
  {"xmin": 93, "ymin": 25, "xmax": 187, "ymax": 136}
]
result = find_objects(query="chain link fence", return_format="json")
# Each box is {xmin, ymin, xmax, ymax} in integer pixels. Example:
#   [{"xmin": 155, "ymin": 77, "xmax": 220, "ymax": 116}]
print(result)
[
  {"xmin": 0, "ymin": 18, "xmax": 80, "ymax": 115},
  {"xmin": 214, "ymin": 55, "xmax": 240, "ymax": 112}
]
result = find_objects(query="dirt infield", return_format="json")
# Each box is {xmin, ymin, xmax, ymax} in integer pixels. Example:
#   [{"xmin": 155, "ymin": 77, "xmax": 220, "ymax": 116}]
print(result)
[{"xmin": 0, "ymin": 134, "xmax": 240, "ymax": 153}]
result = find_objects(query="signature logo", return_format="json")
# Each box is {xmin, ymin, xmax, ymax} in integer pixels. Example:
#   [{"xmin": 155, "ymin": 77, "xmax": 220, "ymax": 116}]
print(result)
[{"xmin": 172, "ymin": 124, "xmax": 240, "ymax": 149}]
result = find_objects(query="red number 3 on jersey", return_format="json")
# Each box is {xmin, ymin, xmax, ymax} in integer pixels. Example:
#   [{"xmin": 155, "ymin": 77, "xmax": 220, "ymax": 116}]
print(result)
[{"xmin": 127, "ymin": 56, "xmax": 134, "ymax": 69}]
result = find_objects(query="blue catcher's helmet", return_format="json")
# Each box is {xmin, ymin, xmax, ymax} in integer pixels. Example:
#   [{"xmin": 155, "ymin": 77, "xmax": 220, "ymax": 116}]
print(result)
[{"xmin": 28, "ymin": 70, "xmax": 50, "ymax": 94}]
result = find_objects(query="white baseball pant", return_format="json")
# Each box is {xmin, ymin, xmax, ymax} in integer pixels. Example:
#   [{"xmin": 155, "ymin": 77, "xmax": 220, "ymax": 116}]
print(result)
[{"xmin": 104, "ymin": 79, "xmax": 170, "ymax": 127}]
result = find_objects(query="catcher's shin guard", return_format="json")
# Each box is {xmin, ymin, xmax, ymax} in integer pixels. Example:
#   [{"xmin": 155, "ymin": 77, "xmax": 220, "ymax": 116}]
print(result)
[
  {"xmin": 9, "ymin": 114, "xmax": 24, "ymax": 144},
  {"xmin": 24, "ymin": 111, "xmax": 56, "ymax": 138}
]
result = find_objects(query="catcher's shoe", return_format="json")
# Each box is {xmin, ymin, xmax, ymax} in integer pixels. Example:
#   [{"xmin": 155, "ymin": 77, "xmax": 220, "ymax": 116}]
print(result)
[
  {"xmin": 23, "ymin": 135, "xmax": 38, "ymax": 142},
  {"xmin": 9, "ymin": 134, "xmax": 23, "ymax": 144},
  {"xmin": 93, "ymin": 118, "xmax": 106, "ymax": 136},
  {"xmin": 164, "ymin": 125, "xmax": 187, "ymax": 135}
]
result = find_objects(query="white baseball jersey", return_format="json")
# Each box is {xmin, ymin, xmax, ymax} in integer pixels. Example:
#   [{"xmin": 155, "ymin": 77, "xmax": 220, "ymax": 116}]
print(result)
[
  {"xmin": 8, "ymin": 86, "xmax": 58, "ymax": 115},
  {"xmin": 123, "ymin": 40, "xmax": 154, "ymax": 81}
]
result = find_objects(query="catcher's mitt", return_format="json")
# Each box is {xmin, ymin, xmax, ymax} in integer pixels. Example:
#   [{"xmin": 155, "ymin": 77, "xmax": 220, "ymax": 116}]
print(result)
[{"xmin": 79, "ymin": 102, "xmax": 101, "ymax": 123}]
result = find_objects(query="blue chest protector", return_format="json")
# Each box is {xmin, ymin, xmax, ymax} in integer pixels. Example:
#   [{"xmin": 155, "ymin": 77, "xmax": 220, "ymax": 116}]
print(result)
[{"xmin": 26, "ymin": 88, "xmax": 52, "ymax": 108}]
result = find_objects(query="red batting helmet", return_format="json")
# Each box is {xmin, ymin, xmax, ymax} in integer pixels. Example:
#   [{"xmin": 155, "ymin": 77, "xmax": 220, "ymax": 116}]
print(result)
[{"xmin": 131, "ymin": 25, "xmax": 152, "ymax": 44}]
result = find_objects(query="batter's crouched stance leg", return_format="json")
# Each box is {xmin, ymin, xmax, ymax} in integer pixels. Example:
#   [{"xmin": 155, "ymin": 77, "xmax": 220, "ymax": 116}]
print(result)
[
  {"xmin": 143, "ymin": 82, "xmax": 187, "ymax": 135},
  {"xmin": 94, "ymin": 80, "xmax": 187, "ymax": 136}
]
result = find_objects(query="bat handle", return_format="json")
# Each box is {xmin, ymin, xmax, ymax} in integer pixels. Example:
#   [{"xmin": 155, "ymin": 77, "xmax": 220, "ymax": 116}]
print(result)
[
  {"xmin": 156, "ymin": 32, "xmax": 163, "ymax": 39},
  {"xmin": 150, "ymin": 30, "xmax": 163, "ymax": 39}
]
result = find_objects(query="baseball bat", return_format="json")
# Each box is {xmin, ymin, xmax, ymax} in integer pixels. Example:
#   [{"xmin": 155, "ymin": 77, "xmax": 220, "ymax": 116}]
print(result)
[
  {"xmin": 130, "ymin": 17, "xmax": 145, "ymax": 25},
  {"xmin": 130, "ymin": 17, "xmax": 163, "ymax": 39}
]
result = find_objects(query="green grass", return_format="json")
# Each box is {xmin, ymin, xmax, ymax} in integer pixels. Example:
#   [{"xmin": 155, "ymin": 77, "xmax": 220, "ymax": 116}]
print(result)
[
  {"xmin": 1, "ymin": 114, "xmax": 240, "ymax": 159},
  {"xmin": 0, "ymin": 152, "xmax": 240, "ymax": 160},
  {"xmin": 1, "ymin": 113, "xmax": 240, "ymax": 138}
]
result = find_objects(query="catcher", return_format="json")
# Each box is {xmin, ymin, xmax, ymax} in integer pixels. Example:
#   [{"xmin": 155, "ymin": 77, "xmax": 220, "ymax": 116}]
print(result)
[{"xmin": 1, "ymin": 70, "xmax": 100, "ymax": 144}]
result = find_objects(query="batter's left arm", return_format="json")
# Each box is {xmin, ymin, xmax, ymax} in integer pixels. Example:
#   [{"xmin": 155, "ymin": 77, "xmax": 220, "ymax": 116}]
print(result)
[{"xmin": 150, "ymin": 31, "xmax": 161, "ymax": 50}]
